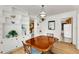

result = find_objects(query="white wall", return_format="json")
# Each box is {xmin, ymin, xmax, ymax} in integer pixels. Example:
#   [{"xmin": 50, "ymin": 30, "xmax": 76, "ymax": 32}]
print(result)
[
  {"xmin": 76, "ymin": 10, "xmax": 79, "ymax": 49},
  {"xmin": 34, "ymin": 16, "xmax": 61, "ymax": 41}
]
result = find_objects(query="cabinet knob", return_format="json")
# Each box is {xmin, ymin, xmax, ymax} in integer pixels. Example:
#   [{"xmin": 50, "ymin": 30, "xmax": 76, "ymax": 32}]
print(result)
[{"xmin": 0, "ymin": 41, "xmax": 3, "ymax": 44}]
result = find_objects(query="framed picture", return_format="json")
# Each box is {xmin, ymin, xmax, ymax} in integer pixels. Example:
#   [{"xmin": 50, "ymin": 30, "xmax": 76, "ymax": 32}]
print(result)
[{"xmin": 48, "ymin": 21, "xmax": 55, "ymax": 30}]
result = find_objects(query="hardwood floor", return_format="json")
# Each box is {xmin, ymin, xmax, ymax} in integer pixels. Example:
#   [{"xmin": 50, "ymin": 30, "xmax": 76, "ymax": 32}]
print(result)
[
  {"xmin": 8, "ymin": 41, "xmax": 79, "ymax": 54},
  {"xmin": 51, "ymin": 41, "xmax": 79, "ymax": 54}
]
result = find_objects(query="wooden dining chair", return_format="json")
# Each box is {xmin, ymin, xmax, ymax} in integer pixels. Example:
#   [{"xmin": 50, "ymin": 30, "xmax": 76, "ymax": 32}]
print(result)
[
  {"xmin": 22, "ymin": 41, "xmax": 31, "ymax": 54},
  {"xmin": 47, "ymin": 33, "xmax": 54, "ymax": 37}
]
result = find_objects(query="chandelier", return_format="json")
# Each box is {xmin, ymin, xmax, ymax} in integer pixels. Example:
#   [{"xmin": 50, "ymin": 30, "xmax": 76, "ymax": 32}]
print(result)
[{"xmin": 40, "ymin": 5, "xmax": 46, "ymax": 21}]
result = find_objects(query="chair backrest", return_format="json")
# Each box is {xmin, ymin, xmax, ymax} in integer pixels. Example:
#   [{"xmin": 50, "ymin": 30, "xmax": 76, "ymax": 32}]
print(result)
[
  {"xmin": 22, "ymin": 41, "xmax": 31, "ymax": 54},
  {"xmin": 54, "ymin": 37, "xmax": 59, "ymax": 42},
  {"xmin": 47, "ymin": 33, "xmax": 54, "ymax": 37}
]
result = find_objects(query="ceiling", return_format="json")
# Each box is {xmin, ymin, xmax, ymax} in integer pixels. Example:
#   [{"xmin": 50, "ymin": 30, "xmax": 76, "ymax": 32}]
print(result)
[{"xmin": 0, "ymin": 5, "xmax": 79, "ymax": 16}]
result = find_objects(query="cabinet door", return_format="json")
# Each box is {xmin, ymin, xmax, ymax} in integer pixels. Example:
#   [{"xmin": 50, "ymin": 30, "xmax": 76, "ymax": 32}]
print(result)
[
  {"xmin": 0, "ymin": 24, "xmax": 3, "ymax": 39},
  {"xmin": 0, "ymin": 43, "xmax": 3, "ymax": 54},
  {"xmin": 0, "ymin": 24, "xmax": 3, "ymax": 53},
  {"xmin": 64, "ymin": 24, "xmax": 71, "ymax": 38},
  {"xmin": 64, "ymin": 24, "xmax": 72, "ymax": 43},
  {"xmin": 2, "ymin": 38, "xmax": 17, "ymax": 53},
  {"xmin": 15, "ymin": 38, "xmax": 23, "ymax": 48}
]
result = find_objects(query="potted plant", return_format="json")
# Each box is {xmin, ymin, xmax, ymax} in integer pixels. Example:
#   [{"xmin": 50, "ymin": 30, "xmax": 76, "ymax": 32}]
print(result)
[{"xmin": 6, "ymin": 30, "xmax": 18, "ymax": 38}]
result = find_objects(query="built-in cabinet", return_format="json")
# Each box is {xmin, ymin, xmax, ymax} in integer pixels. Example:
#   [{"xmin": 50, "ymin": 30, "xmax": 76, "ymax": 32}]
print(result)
[{"xmin": 0, "ymin": 9, "xmax": 30, "ymax": 53}]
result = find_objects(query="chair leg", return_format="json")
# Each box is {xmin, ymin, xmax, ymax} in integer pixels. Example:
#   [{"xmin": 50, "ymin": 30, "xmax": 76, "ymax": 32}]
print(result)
[
  {"xmin": 26, "ymin": 45, "xmax": 32, "ymax": 54},
  {"xmin": 41, "ymin": 51, "xmax": 46, "ymax": 54},
  {"xmin": 22, "ymin": 41, "xmax": 32, "ymax": 54},
  {"xmin": 48, "ymin": 49, "xmax": 54, "ymax": 54}
]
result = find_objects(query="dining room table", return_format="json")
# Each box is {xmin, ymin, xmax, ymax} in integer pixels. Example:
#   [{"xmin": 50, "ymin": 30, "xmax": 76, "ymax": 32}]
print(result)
[{"xmin": 25, "ymin": 35, "xmax": 57, "ymax": 54}]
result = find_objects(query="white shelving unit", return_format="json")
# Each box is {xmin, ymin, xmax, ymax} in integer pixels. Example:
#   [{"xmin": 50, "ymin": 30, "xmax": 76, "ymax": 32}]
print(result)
[{"xmin": 0, "ymin": 8, "xmax": 30, "ymax": 53}]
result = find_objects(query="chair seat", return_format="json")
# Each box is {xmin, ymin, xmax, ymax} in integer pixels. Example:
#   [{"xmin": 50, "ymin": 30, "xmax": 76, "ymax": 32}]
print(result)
[{"xmin": 31, "ymin": 48, "xmax": 41, "ymax": 54}]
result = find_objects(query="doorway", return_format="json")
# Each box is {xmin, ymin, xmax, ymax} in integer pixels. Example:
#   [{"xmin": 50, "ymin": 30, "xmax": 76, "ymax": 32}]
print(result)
[{"xmin": 61, "ymin": 17, "xmax": 73, "ymax": 43}]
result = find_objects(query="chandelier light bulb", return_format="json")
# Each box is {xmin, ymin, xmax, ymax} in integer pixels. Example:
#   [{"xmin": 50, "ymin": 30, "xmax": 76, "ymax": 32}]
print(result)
[{"xmin": 40, "ymin": 5, "xmax": 46, "ymax": 21}]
